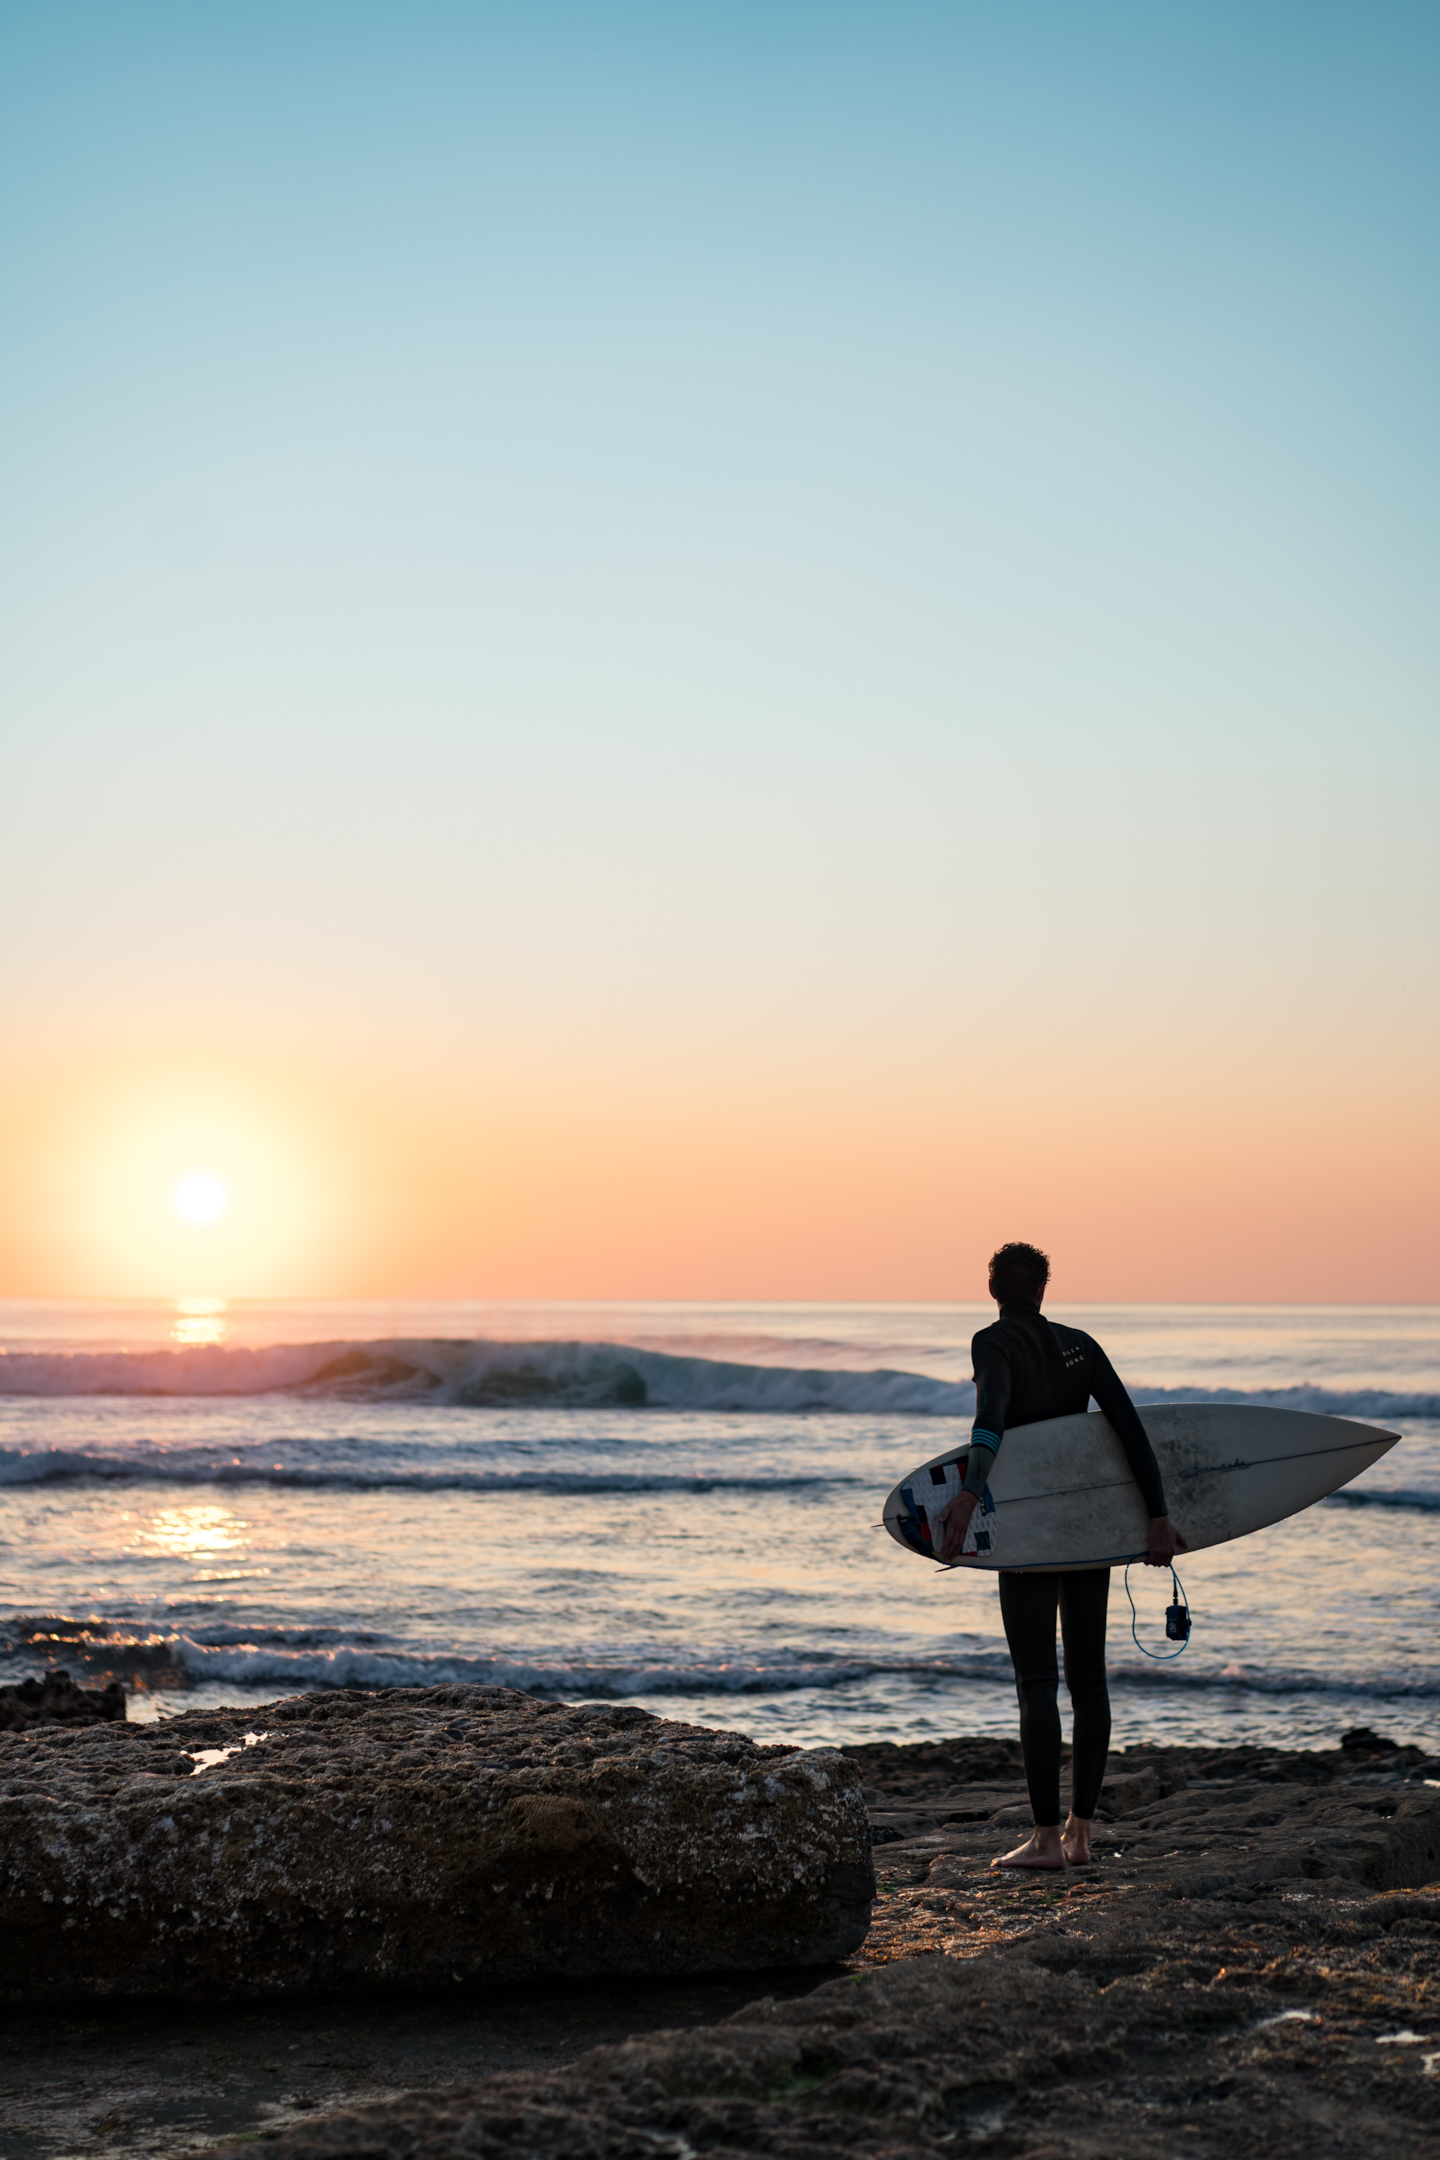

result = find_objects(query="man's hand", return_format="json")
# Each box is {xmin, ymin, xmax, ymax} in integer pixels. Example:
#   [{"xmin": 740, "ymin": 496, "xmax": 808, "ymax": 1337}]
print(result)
[
  {"xmin": 1146, "ymin": 1515, "xmax": 1188, "ymax": 1567},
  {"xmin": 938, "ymin": 1489, "xmax": 979, "ymax": 1563}
]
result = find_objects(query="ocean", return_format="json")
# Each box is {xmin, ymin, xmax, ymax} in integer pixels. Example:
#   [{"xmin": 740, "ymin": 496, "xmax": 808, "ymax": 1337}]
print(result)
[{"xmin": 1, "ymin": 1299, "xmax": 1437, "ymax": 1752}]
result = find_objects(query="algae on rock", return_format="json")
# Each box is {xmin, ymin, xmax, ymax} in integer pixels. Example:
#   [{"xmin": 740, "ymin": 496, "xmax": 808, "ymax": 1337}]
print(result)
[{"xmin": 0, "ymin": 1685, "xmax": 875, "ymax": 2003}]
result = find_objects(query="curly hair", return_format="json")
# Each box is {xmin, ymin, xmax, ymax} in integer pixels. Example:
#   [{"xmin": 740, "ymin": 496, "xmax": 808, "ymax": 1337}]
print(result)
[{"xmin": 988, "ymin": 1241, "xmax": 1051, "ymax": 1306}]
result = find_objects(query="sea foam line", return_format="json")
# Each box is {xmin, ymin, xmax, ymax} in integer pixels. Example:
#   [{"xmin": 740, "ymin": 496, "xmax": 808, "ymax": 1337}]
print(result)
[
  {"xmin": 0, "ymin": 1449, "xmax": 854, "ymax": 1496},
  {"xmin": 1323, "ymin": 1487, "xmax": 1440, "ymax": 1513},
  {"xmin": 1, "ymin": 1448, "xmax": 1433, "ymax": 1512},
  {"xmin": 6, "ymin": 1624, "xmax": 1440, "ymax": 1705},
  {"xmin": 1, "ymin": 1335, "xmax": 1436, "ymax": 1419},
  {"xmin": 0, "ymin": 1338, "xmax": 965, "ymax": 1414}
]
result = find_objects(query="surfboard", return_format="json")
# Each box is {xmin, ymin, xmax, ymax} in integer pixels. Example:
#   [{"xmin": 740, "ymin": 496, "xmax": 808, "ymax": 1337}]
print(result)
[{"xmin": 883, "ymin": 1404, "xmax": 1399, "ymax": 1572}]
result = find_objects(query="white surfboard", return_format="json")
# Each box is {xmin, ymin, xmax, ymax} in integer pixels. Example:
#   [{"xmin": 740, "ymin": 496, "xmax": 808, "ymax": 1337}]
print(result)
[{"xmin": 883, "ymin": 1403, "xmax": 1399, "ymax": 1572}]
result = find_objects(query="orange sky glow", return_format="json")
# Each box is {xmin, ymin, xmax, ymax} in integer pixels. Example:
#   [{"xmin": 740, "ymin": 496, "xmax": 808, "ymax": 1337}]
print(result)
[{"xmin": 1, "ymin": 1024, "xmax": 1433, "ymax": 1305}]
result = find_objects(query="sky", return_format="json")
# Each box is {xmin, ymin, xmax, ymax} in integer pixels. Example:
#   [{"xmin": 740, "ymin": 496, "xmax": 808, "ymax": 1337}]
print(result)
[{"xmin": 1, "ymin": 1, "xmax": 1437, "ymax": 1303}]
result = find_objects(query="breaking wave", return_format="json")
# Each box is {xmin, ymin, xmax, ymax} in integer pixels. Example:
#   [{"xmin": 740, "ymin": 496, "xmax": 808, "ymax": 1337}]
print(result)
[
  {"xmin": 4, "ymin": 1439, "xmax": 1434, "ymax": 1510},
  {"xmin": 1134, "ymin": 1383, "xmax": 1440, "ymax": 1422},
  {"xmin": 0, "ymin": 1338, "xmax": 965, "ymax": 1414},
  {"xmin": 1322, "ymin": 1486, "xmax": 1440, "ymax": 1514},
  {"xmin": 0, "ymin": 1446, "xmax": 855, "ymax": 1495},
  {"xmin": 1, "ymin": 1336, "xmax": 1436, "ymax": 1422},
  {"xmin": 8, "ymin": 1613, "xmax": 1440, "ymax": 1708},
  {"xmin": 0, "ymin": 1616, "xmax": 1017, "ymax": 1695}
]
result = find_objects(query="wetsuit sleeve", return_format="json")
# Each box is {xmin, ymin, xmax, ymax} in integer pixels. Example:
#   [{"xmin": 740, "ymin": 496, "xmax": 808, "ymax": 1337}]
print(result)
[
  {"xmin": 962, "ymin": 1335, "xmax": 1011, "ymax": 1497},
  {"xmin": 1089, "ymin": 1345, "xmax": 1168, "ymax": 1518}
]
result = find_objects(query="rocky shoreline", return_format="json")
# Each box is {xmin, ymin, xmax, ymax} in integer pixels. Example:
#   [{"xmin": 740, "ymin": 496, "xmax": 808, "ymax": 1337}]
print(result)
[
  {"xmin": 3, "ymin": 1709, "xmax": 1440, "ymax": 2156},
  {"xmin": 0, "ymin": 1667, "xmax": 126, "ymax": 1732}
]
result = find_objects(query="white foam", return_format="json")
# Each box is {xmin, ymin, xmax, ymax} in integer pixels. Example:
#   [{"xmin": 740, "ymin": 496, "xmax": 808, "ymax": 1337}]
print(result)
[
  {"xmin": 2, "ymin": 1335, "xmax": 1434, "ymax": 1422},
  {"xmin": 0, "ymin": 1336, "xmax": 969, "ymax": 1414}
]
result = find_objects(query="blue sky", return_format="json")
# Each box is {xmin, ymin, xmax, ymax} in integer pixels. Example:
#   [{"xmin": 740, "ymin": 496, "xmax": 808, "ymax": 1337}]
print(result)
[{"xmin": 2, "ymin": 2, "xmax": 1437, "ymax": 1296}]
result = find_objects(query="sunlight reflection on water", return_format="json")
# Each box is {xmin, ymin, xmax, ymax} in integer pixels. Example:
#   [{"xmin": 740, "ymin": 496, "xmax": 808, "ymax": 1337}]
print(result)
[{"xmin": 170, "ymin": 1298, "xmax": 228, "ymax": 1348}]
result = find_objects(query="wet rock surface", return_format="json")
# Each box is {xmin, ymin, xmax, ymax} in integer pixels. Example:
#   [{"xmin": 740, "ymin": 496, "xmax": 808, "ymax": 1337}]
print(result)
[
  {"xmin": 0, "ymin": 1687, "xmax": 874, "ymax": 2005},
  {"xmin": 210, "ymin": 1733, "xmax": 1440, "ymax": 2160},
  {"xmin": 0, "ymin": 1965, "xmax": 829, "ymax": 2160},
  {"xmin": 0, "ymin": 1666, "xmax": 126, "ymax": 1732}
]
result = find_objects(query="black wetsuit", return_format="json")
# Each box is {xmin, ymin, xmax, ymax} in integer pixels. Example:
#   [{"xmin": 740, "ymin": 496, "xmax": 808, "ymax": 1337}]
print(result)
[{"xmin": 962, "ymin": 1300, "xmax": 1168, "ymax": 1826}]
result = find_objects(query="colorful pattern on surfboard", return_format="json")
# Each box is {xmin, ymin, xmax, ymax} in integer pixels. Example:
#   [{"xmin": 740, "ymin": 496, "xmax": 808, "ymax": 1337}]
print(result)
[{"xmin": 895, "ymin": 1452, "xmax": 997, "ymax": 1562}]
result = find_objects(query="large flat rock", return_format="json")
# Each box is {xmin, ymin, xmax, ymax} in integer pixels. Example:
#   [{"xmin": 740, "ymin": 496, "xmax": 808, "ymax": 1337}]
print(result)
[{"xmin": 0, "ymin": 1686, "xmax": 874, "ymax": 2004}]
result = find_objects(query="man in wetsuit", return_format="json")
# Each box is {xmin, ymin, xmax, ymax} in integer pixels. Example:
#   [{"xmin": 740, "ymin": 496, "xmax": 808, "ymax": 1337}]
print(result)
[{"xmin": 938, "ymin": 1242, "xmax": 1184, "ymax": 1870}]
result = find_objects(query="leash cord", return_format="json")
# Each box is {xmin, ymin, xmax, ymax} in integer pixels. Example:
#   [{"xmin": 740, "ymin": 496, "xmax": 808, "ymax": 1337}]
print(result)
[{"xmin": 1124, "ymin": 1561, "xmax": 1192, "ymax": 1660}]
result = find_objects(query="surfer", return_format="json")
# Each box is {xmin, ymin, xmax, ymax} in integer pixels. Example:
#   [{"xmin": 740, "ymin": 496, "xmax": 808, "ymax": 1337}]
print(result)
[{"xmin": 937, "ymin": 1242, "xmax": 1185, "ymax": 1871}]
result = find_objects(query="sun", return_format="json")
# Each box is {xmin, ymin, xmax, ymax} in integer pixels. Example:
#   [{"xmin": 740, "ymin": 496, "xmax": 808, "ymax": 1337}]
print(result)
[
  {"xmin": 169, "ymin": 1168, "xmax": 233, "ymax": 1227},
  {"xmin": 12, "ymin": 1060, "xmax": 373, "ymax": 1295}
]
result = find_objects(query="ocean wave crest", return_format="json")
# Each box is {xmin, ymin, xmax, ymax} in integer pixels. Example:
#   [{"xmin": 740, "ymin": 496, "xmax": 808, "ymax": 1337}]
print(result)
[
  {"xmin": 1135, "ymin": 1383, "xmax": 1440, "ymax": 1421},
  {"xmin": 7, "ymin": 1616, "xmax": 1440, "ymax": 1707},
  {"xmin": 4, "ymin": 1445, "xmax": 1431, "ymax": 1509},
  {"xmin": 0, "ymin": 1446, "xmax": 853, "ymax": 1496},
  {"xmin": 1115, "ymin": 1658, "xmax": 1440, "ymax": 1701},
  {"xmin": 1322, "ymin": 1487, "xmax": 1440, "ymax": 1514},
  {"xmin": 2, "ymin": 1335, "xmax": 1437, "ymax": 1421},
  {"xmin": 0, "ymin": 1337, "xmax": 967, "ymax": 1414},
  {"xmin": 0, "ymin": 1618, "xmax": 1015, "ymax": 1696}
]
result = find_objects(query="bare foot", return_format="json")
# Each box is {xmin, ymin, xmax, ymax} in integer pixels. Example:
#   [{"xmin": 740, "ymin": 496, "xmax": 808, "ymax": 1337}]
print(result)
[
  {"xmin": 992, "ymin": 1829, "xmax": 1066, "ymax": 1871},
  {"xmin": 1061, "ymin": 1813, "xmax": 1093, "ymax": 1866}
]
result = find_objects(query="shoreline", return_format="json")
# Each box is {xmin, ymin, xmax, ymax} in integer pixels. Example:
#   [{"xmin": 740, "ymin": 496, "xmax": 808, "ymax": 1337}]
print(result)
[{"xmin": 5, "ymin": 1726, "xmax": 1440, "ymax": 2156}]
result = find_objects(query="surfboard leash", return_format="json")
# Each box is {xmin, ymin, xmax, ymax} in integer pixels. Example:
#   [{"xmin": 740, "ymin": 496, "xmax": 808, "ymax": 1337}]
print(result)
[{"xmin": 1124, "ymin": 1562, "xmax": 1192, "ymax": 1660}]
